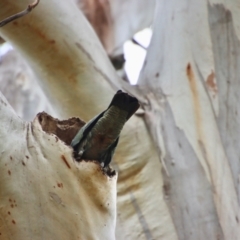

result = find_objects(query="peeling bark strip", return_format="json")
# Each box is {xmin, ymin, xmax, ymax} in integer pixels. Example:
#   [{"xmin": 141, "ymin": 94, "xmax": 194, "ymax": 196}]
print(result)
[{"xmin": 0, "ymin": 0, "xmax": 40, "ymax": 27}]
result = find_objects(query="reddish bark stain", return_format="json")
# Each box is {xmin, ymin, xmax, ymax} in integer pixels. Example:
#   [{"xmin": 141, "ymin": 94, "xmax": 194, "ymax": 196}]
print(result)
[
  {"xmin": 57, "ymin": 183, "xmax": 63, "ymax": 188},
  {"xmin": 186, "ymin": 63, "xmax": 193, "ymax": 82},
  {"xmin": 61, "ymin": 155, "xmax": 71, "ymax": 169},
  {"xmin": 8, "ymin": 170, "xmax": 11, "ymax": 175},
  {"xmin": 186, "ymin": 63, "xmax": 203, "ymax": 139},
  {"xmin": 8, "ymin": 211, "xmax": 11, "ymax": 215},
  {"xmin": 206, "ymin": 71, "xmax": 215, "ymax": 88},
  {"xmin": 27, "ymin": 26, "xmax": 57, "ymax": 53},
  {"xmin": 206, "ymin": 71, "xmax": 218, "ymax": 96},
  {"xmin": 35, "ymin": 28, "xmax": 47, "ymax": 41},
  {"xmin": 12, "ymin": 220, "xmax": 16, "ymax": 224}
]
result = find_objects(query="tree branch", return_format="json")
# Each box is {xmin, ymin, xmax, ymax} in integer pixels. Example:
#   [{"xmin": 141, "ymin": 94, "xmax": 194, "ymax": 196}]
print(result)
[{"xmin": 0, "ymin": 0, "xmax": 39, "ymax": 27}]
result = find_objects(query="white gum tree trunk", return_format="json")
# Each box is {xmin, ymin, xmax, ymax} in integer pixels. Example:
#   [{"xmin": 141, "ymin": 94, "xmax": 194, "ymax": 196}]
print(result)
[
  {"xmin": 139, "ymin": 0, "xmax": 240, "ymax": 239},
  {"xmin": 0, "ymin": 93, "xmax": 117, "ymax": 240},
  {"xmin": 0, "ymin": 0, "xmax": 240, "ymax": 239}
]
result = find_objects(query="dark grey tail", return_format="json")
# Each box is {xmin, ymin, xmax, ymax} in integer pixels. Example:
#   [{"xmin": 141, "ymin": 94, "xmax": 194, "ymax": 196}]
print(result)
[{"xmin": 108, "ymin": 90, "xmax": 140, "ymax": 120}]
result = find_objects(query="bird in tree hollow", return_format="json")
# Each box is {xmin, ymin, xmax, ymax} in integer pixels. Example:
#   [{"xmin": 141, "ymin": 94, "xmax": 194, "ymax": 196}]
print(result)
[{"xmin": 71, "ymin": 90, "xmax": 140, "ymax": 167}]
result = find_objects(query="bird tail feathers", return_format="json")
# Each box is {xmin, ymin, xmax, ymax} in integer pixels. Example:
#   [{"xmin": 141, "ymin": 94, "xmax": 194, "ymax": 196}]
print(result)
[{"xmin": 108, "ymin": 90, "xmax": 140, "ymax": 120}]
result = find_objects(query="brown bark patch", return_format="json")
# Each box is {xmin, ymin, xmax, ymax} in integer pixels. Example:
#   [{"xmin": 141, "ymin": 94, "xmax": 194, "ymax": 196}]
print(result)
[
  {"xmin": 49, "ymin": 40, "xmax": 56, "ymax": 44},
  {"xmin": 37, "ymin": 112, "xmax": 85, "ymax": 145},
  {"xmin": 186, "ymin": 63, "xmax": 198, "ymax": 99},
  {"xmin": 186, "ymin": 63, "xmax": 203, "ymax": 138},
  {"xmin": 206, "ymin": 71, "xmax": 218, "ymax": 96}
]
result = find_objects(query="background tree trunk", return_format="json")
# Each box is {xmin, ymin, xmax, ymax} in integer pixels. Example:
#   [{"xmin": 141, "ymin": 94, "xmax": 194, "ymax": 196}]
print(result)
[
  {"xmin": 0, "ymin": 0, "xmax": 240, "ymax": 239},
  {"xmin": 138, "ymin": 1, "xmax": 240, "ymax": 239}
]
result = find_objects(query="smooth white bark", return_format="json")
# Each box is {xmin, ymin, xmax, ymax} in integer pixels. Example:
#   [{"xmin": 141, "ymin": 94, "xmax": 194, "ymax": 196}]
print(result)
[
  {"xmin": 0, "ymin": 1, "xmax": 178, "ymax": 239},
  {"xmin": 139, "ymin": 0, "xmax": 240, "ymax": 239},
  {"xmin": 0, "ymin": 0, "xmax": 118, "ymax": 120}
]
